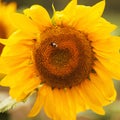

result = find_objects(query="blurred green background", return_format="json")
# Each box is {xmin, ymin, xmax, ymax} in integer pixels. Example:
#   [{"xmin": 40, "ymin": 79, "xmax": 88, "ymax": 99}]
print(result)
[{"xmin": 0, "ymin": 0, "xmax": 120, "ymax": 120}]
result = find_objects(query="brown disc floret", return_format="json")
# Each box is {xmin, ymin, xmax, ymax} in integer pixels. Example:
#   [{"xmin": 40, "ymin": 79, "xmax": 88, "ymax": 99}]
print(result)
[{"xmin": 34, "ymin": 25, "xmax": 94, "ymax": 88}]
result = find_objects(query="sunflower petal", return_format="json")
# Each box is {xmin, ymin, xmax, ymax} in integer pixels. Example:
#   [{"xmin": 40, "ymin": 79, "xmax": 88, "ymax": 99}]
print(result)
[
  {"xmin": 64, "ymin": 89, "xmax": 76, "ymax": 120},
  {"xmin": 10, "ymin": 13, "xmax": 39, "ymax": 33},
  {"xmin": 0, "ymin": 65, "xmax": 34, "ymax": 88},
  {"xmin": 0, "ymin": 39, "xmax": 7, "ymax": 45},
  {"xmin": 24, "ymin": 5, "xmax": 51, "ymax": 31},
  {"xmin": 0, "ymin": 56, "xmax": 30, "ymax": 73},
  {"xmin": 43, "ymin": 87, "xmax": 55, "ymax": 119},
  {"xmin": 6, "ymin": 30, "xmax": 36, "ymax": 46},
  {"xmin": 9, "ymin": 77, "xmax": 40, "ymax": 101},
  {"xmin": 63, "ymin": 0, "xmax": 77, "ymax": 14},
  {"xmin": 71, "ymin": 86, "xmax": 86, "ymax": 113},
  {"xmin": 28, "ymin": 85, "xmax": 49, "ymax": 117},
  {"xmin": 52, "ymin": 89, "xmax": 64, "ymax": 120},
  {"xmin": 96, "ymin": 55, "xmax": 120, "ymax": 80},
  {"xmin": 90, "ymin": 73, "xmax": 116, "ymax": 102},
  {"xmin": 2, "ymin": 66, "xmax": 37, "ymax": 101},
  {"xmin": 75, "ymin": 1, "xmax": 105, "ymax": 31},
  {"xmin": 80, "ymin": 80, "xmax": 105, "ymax": 115},
  {"xmin": 59, "ymin": 89, "xmax": 76, "ymax": 120},
  {"xmin": 1, "ymin": 43, "xmax": 32, "ymax": 57},
  {"xmin": 52, "ymin": 0, "xmax": 77, "ymax": 25},
  {"xmin": 28, "ymin": 89, "xmax": 45, "ymax": 117},
  {"xmin": 87, "ymin": 20, "xmax": 117, "ymax": 41}
]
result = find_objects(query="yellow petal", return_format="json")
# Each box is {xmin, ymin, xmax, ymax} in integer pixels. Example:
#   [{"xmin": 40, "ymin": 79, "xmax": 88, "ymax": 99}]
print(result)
[
  {"xmin": 0, "ymin": 38, "xmax": 7, "ymax": 45},
  {"xmin": 24, "ymin": 5, "xmax": 51, "ymax": 31},
  {"xmin": 96, "ymin": 55, "xmax": 120, "ymax": 80},
  {"xmin": 88, "ymin": 18, "xmax": 117, "ymax": 41},
  {"xmin": 10, "ymin": 13, "xmax": 39, "ymax": 34},
  {"xmin": 0, "ymin": 56, "xmax": 29, "ymax": 73},
  {"xmin": 6, "ymin": 30, "xmax": 36, "ymax": 46},
  {"xmin": 28, "ymin": 89, "xmax": 45, "ymax": 117},
  {"xmin": 59, "ymin": 89, "xmax": 72, "ymax": 120},
  {"xmin": 38, "ymin": 85, "xmax": 49, "ymax": 96},
  {"xmin": 52, "ymin": 0, "xmax": 77, "ymax": 25},
  {"xmin": 64, "ymin": 89, "xmax": 76, "ymax": 120},
  {"xmin": 0, "ymin": 65, "xmax": 34, "ymax": 88},
  {"xmin": 43, "ymin": 87, "xmax": 55, "ymax": 119},
  {"xmin": 43, "ymin": 87, "xmax": 73, "ymax": 120},
  {"xmin": 62, "ymin": 0, "xmax": 77, "ymax": 14},
  {"xmin": 59, "ymin": 89, "xmax": 76, "ymax": 120},
  {"xmin": 92, "ymin": 61, "xmax": 116, "ymax": 101},
  {"xmin": 93, "ymin": 36, "xmax": 120, "ymax": 80},
  {"xmin": 71, "ymin": 86, "xmax": 86, "ymax": 113},
  {"xmin": 1, "ymin": 43, "xmax": 31, "ymax": 57},
  {"xmin": 94, "ymin": 50, "xmax": 120, "ymax": 64},
  {"xmin": 52, "ymin": 89, "xmax": 64, "ymax": 120},
  {"xmin": 90, "ymin": 0, "xmax": 105, "ymax": 17},
  {"xmin": 24, "ymin": 77, "xmax": 40, "ymax": 95},
  {"xmin": 9, "ymin": 86, "xmax": 27, "ymax": 101},
  {"xmin": 92, "ymin": 37, "xmax": 120, "ymax": 53},
  {"xmin": 90, "ymin": 73, "xmax": 116, "ymax": 102},
  {"xmin": 80, "ymin": 80, "xmax": 105, "ymax": 115},
  {"xmin": 1, "ymin": 32, "xmax": 34, "ymax": 58},
  {"xmin": 75, "ymin": 0, "xmax": 105, "ymax": 31},
  {"xmin": 4, "ymin": 2, "xmax": 17, "ymax": 13},
  {"xmin": 53, "ymin": 0, "xmax": 105, "ymax": 32}
]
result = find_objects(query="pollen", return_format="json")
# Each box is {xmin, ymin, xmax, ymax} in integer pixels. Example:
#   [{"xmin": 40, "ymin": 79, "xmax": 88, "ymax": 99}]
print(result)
[{"xmin": 34, "ymin": 25, "xmax": 94, "ymax": 88}]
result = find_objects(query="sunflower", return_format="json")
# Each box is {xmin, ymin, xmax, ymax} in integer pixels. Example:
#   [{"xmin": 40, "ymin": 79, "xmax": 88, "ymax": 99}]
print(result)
[
  {"xmin": 0, "ymin": 0, "xmax": 120, "ymax": 119},
  {"xmin": 0, "ymin": 0, "xmax": 17, "ymax": 54}
]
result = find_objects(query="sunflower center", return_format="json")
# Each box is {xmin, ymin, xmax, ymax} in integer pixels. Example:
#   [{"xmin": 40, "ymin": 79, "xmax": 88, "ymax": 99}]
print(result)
[
  {"xmin": 50, "ymin": 48, "xmax": 71, "ymax": 67},
  {"xmin": 34, "ymin": 26, "xmax": 94, "ymax": 88}
]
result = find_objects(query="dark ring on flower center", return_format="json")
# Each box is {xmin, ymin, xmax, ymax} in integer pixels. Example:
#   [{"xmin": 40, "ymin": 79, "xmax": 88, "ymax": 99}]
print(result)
[{"xmin": 34, "ymin": 26, "xmax": 94, "ymax": 88}]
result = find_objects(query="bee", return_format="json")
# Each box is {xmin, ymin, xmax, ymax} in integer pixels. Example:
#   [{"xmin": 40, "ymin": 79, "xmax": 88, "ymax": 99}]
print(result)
[{"xmin": 50, "ymin": 42, "xmax": 58, "ymax": 48}]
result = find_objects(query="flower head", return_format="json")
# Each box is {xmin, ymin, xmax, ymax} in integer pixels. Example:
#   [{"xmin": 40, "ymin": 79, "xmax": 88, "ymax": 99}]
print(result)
[
  {"xmin": 0, "ymin": 0, "xmax": 17, "ymax": 54},
  {"xmin": 0, "ymin": 0, "xmax": 120, "ymax": 119}
]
